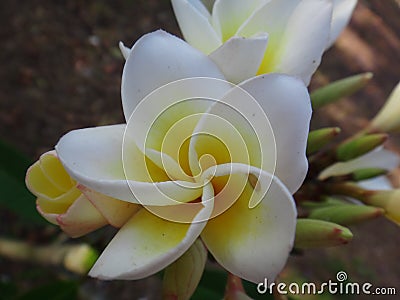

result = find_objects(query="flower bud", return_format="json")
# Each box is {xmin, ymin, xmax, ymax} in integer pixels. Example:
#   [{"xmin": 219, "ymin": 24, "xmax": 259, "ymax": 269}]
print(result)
[
  {"xmin": 295, "ymin": 219, "xmax": 353, "ymax": 249},
  {"xmin": 307, "ymin": 127, "xmax": 341, "ymax": 155},
  {"xmin": 311, "ymin": 73, "xmax": 373, "ymax": 109},
  {"xmin": 365, "ymin": 190, "xmax": 400, "ymax": 225},
  {"xmin": 25, "ymin": 151, "xmax": 108, "ymax": 237},
  {"xmin": 318, "ymin": 148, "xmax": 398, "ymax": 181},
  {"xmin": 308, "ymin": 204, "xmax": 384, "ymax": 225},
  {"xmin": 336, "ymin": 134, "xmax": 387, "ymax": 162},
  {"xmin": 351, "ymin": 168, "xmax": 388, "ymax": 181},
  {"xmin": 163, "ymin": 239, "xmax": 207, "ymax": 300},
  {"xmin": 371, "ymin": 81, "xmax": 400, "ymax": 133},
  {"xmin": 63, "ymin": 244, "xmax": 99, "ymax": 274},
  {"xmin": 26, "ymin": 151, "xmax": 138, "ymax": 237},
  {"xmin": 301, "ymin": 197, "xmax": 346, "ymax": 209}
]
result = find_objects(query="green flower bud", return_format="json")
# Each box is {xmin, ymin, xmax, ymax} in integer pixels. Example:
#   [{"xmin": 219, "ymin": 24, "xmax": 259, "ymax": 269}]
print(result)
[
  {"xmin": 295, "ymin": 219, "xmax": 353, "ymax": 249},
  {"xmin": 308, "ymin": 204, "xmax": 384, "ymax": 225},
  {"xmin": 307, "ymin": 127, "xmax": 341, "ymax": 155},
  {"xmin": 311, "ymin": 73, "xmax": 373, "ymax": 109},
  {"xmin": 301, "ymin": 197, "xmax": 347, "ymax": 209},
  {"xmin": 351, "ymin": 168, "xmax": 388, "ymax": 181},
  {"xmin": 336, "ymin": 134, "xmax": 387, "ymax": 161}
]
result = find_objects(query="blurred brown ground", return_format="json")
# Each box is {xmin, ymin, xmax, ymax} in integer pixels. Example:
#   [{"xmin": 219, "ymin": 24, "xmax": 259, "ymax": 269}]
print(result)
[{"xmin": 0, "ymin": 0, "xmax": 399, "ymax": 299}]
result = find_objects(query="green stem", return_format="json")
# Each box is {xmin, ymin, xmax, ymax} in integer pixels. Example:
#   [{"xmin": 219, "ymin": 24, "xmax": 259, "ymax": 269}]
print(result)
[
  {"xmin": 0, "ymin": 237, "xmax": 98, "ymax": 274},
  {"xmin": 0, "ymin": 238, "xmax": 69, "ymax": 265},
  {"xmin": 322, "ymin": 182, "xmax": 374, "ymax": 201}
]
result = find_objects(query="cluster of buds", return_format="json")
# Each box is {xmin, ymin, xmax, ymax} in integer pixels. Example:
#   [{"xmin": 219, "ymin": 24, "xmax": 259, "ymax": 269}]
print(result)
[{"xmin": 294, "ymin": 75, "xmax": 400, "ymax": 249}]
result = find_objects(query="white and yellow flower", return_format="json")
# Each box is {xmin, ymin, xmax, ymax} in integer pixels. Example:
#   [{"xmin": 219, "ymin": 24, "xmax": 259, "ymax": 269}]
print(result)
[
  {"xmin": 171, "ymin": 0, "xmax": 357, "ymax": 84},
  {"xmin": 28, "ymin": 30, "xmax": 312, "ymax": 284}
]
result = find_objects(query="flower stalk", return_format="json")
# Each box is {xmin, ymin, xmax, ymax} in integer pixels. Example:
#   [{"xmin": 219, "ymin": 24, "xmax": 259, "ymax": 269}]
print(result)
[
  {"xmin": 0, "ymin": 237, "xmax": 98, "ymax": 274},
  {"xmin": 322, "ymin": 182, "xmax": 374, "ymax": 201},
  {"xmin": 224, "ymin": 273, "xmax": 252, "ymax": 300}
]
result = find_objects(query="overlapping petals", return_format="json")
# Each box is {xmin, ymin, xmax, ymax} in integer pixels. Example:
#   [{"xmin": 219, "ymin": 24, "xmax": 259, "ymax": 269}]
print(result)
[
  {"xmin": 26, "ymin": 151, "xmax": 139, "ymax": 237},
  {"xmin": 172, "ymin": 0, "xmax": 357, "ymax": 84}
]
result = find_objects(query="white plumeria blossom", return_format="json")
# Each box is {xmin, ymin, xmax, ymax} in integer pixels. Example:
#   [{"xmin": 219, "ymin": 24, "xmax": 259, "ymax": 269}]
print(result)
[
  {"xmin": 55, "ymin": 30, "xmax": 312, "ymax": 283},
  {"xmin": 171, "ymin": 0, "xmax": 357, "ymax": 84}
]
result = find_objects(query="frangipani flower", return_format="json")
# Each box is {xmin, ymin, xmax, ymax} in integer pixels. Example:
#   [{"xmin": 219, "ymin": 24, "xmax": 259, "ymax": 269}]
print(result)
[
  {"xmin": 35, "ymin": 30, "xmax": 312, "ymax": 284},
  {"xmin": 171, "ymin": 0, "xmax": 357, "ymax": 84},
  {"xmin": 26, "ymin": 151, "xmax": 139, "ymax": 238}
]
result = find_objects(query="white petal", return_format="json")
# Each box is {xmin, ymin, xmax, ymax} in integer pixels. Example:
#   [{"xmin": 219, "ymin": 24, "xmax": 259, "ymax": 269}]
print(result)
[
  {"xmin": 124, "ymin": 76, "xmax": 231, "ymax": 180},
  {"xmin": 55, "ymin": 195, "xmax": 108, "ymax": 238},
  {"xmin": 145, "ymin": 149, "xmax": 195, "ymax": 182},
  {"xmin": 188, "ymin": 78, "xmax": 278, "ymax": 180},
  {"xmin": 319, "ymin": 148, "xmax": 400, "ymax": 180},
  {"xmin": 171, "ymin": 0, "xmax": 222, "ymax": 54},
  {"xmin": 78, "ymin": 185, "xmax": 140, "ymax": 228},
  {"xmin": 189, "ymin": 109, "xmax": 253, "ymax": 179},
  {"xmin": 237, "ymin": 0, "xmax": 300, "ymax": 38},
  {"xmin": 119, "ymin": 41, "xmax": 131, "ymax": 60},
  {"xmin": 209, "ymin": 34, "xmax": 269, "ymax": 84},
  {"xmin": 201, "ymin": 166, "xmax": 296, "ymax": 283},
  {"xmin": 269, "ymin": 0, "xmax": 333, "ymax": 84},
  {"xmin": 89, "ymin": 184, "xmax": 214, "ymax": 280},
  {"xmin": 55, "ymin": 125, "xmax": 202, "ymax": 206},
  {"xmin": 238, "ymin": 74, "xmax": 312, "ymax": 193},
  {"xmin": 121, "ymin": 30, "xmax": 225, "ymax": 121},
  {"xmin": 328, "ymin": 0, "xmax": 357, "ymax": 47},
  {"xmin": 130, "ymin": 80, "xmax": 231, "ymax": 149},
  {"xmin": 211, "ymin": 0, "xmax": 268, "ymax": 41},
  {"xmin": 237, "ymin": 0, "xmax": 332, "ymax": 84}
]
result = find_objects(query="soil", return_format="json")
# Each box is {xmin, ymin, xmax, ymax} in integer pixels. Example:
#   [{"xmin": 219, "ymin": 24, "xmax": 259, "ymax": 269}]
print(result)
[{"xmin": 0, "ymin": 0, "xmax": 399, "ymax": 299}]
